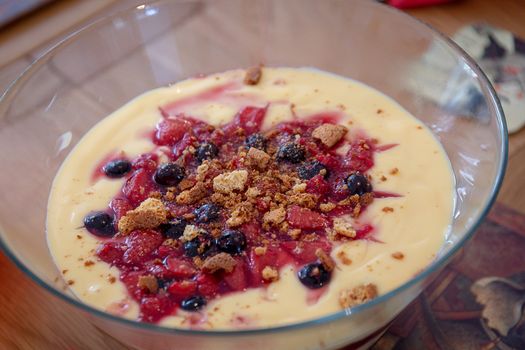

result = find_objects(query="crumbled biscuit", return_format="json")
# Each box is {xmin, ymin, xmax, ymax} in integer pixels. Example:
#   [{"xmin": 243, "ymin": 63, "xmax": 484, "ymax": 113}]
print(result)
[
  {"xmin": 254, "ymin": 246, "xmax": 267, "ymax": 256},
  {"xmin": 149, "ymin": 191, "xmax": 162, "ymax": 199},
  {"xmin": 288, "ymin": 193, "xmax": 317, "ymax": 209},
  {"xmin": 84, "ymin": 260, "xmax": 95, "ymax": 267},
  {"xmin": 226, "ymin": 202, "xmax": 254, "ymax": 228},
  {"xmin": 339, "ymin": 284, "xmax": 378, "ymax": 308},
  {"xmin": 263, "ymin": 207, "xmax": 286, "ymax": 227},
  {"xmin": 319, "ymin": 202, "xmax": 336, "ymax": 212},
  {"xmin": 181, "ymin": 225, "xmax": 202, "ymax": 242},
  {"xmin": 352, "ymin": 203, "xmax": 362, "ymax": 218},
  {"xmin": 336, "ymin": 250, "xmax": 352, "ymax": 265},
  {"xmin": 262, "ymin": 266, "xmax": 279, "ymax": 282},
  {"xmin": 312, "ymin": 123, "xmax": 348, "ymax": 148},
  {"xmin": 360, "ymin": 192, "xmax": 374, "ymax": 206},
  {"xmin": 176, "ymin": 182, "xmax": 207, "ymax": 204},
  {"xmin": 244, "ymin": 66, "xmax": 262, "ymax": 85},
  {"xmin": 138, "ymin": 275, "xmax": 158, "ymax": 293},
  {"xmin": 245, "ymin": 187, "xmax": 261, "ymax": 198},
  {"xmin": 247, "ymin": 147, "xmax": 271, "ymax": 170},
  {"xmin": 380, "ymin": 175, "xmax": 387, "ymax": 182},
  {"xmin": 333, "ymin": 218, "xmax": 356, "ymax": 238},
  {"xmin": 389, "ymin": 167, "xmax": 399, "ymax": 175},
  {"xmin": 292, "ymin": 183, "xmax": 307, "ymax": 193},
  {"xmin": 196, "ymin": 163, "xmax": 210, "ymax": 181},
  {"xmin": 391, "ymin": 252, "xmax": 404, "ymax": 260},
  {"xmin": 288, "ymin": 228, "xmax": 301, "ymax": 240},
  {"xmin": 382, "ymin": 207, "xmax": 394, "ymax": 213},
  {"xmin": 118, "ymin": 198, "xmax": 168, "ymax": 234},
  {"xmin": 315, "ymin": 248, "xmax": 335, "ymax": 271},
  {"xmin": 178, "ymin": 178, "xmax": 196, "ymax": 191},
  {"xmin": 201, "ymin": 253, "xmax": 237, "ymax": 273},
  {"xmin": 213, "ymin": 170, "xmax": 248, "ymax": 194}
]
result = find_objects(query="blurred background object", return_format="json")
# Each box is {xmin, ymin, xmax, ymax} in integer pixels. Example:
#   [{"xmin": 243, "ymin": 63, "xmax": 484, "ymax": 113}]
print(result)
[{"xmin": 0, "ymin": 0, "xmax": 53, "ymax": 28}]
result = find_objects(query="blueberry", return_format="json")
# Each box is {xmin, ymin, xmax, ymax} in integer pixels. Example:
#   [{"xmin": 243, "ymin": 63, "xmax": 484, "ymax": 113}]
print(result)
[
  {"xmin": 156, "ymin": 278, "xmax": 172, "ymax": 291},
  {"xmin": 160, "ymin": 217, "xmax": 188, "ymax": 239},
  {"xmin": 194, "ymin": 203, "xmax": 221, "ymax": 223},
  {"xmin": 346, "ymin": 172, "xmax": 372, "ymax": 196},
  {"xmin": 83, "ymin": 211, "xmax": 115, "ymax": 237},
  {"xmin": 183, "ymin": 237, "xmax": 214, "ymax": 258},
  {"xmin": 154, "ymin": 163, "xmax": 185, "ymax": 186},
  {"xmin": 297, "ymin": 262, "xmax": 331, "ymax": 289},
  {"xmin": 103, "ymin": 159, "xmax": 132, "ymax": 178},
  {"xmin": 297, "ymin": 161, "xmax": 328, "ymax": 180},
  {"xmin": 195, "ymin": 142, "xmax": 219, "ymax": 163},
  {"xmin": 245, "ymin": 133, "xmax": 267, "ymax": 150},
  {"xmin": 276, "ymin": 142, "xmax": 306, "ymax": 163},
  {"xmin": 216, "ymin": 230, "xmax": 246, "ymax": 255},
  {"xmin": 180, "ymin": 295, "xmax": 207, "ymax": 312}
]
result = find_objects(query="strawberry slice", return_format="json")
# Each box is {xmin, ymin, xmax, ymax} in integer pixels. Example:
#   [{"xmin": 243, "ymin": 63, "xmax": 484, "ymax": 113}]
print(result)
[
  {"xmin": 223, "ymin": 106, "xmax": 267, "ymax": 136},
  {"xmin": 223, "ymin": 258, "xmax": 248, "ymax": 291},
  {"xmin": 120, "ymin": 271, "xmax": 147, "ymax": 301},
  {"xmin": 139, "ymin": 294, "xmax": 174, "ymax": 323},
  {"xmin": 345, "ymin": 140, "xmax": 374, "ymax": 172},
  {"xmin": 132, "ymin": 153, "xmax": 158, "ymax": 172},
  {"xmin": 96, "ymin": 241, "xmax": 127, "ymax": 266},
  {"xmin": 306, "ymin": 175, "xmax": 330, "ymax": 197},
  {"xmin": 168, "ymin": 280, "xmax": 197, "ymax": 300},
  {"xmin": 109, "ymin": 197, "xmax": 133, "ymax": 221},
  {"xmin": 122, "ymin": 169, "xmax": 156, "ymax": 206},
  {"xmin": 287, "ymin": 205, "xmax": 328, "ymax": 230},
  {"xmin": 123, "ymin": 230, "xmax": 163, "ymax": 265},
  {"xmin": 195, "ymin": 273, "xmax": 220, "ymax": 297},
  {"xmin": 164, "ymin": 257, "xmax": 197, "ymax": 278},
  {"xmin": 281, "ymin": 240, "xmax": 332, "ymax": 264},
  {"xmin": 248, "ymin": 244, "xmax": 292, "ymax": 286},
  {"xmin": 154, "ymin": 117, "xmax": 192, "ymax": 146}
]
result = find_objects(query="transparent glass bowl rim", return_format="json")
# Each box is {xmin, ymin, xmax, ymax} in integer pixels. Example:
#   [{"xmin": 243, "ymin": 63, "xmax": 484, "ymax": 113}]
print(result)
[{"xmin": 0, "ymin": 0, "xmax": 508, "ymax": 337}]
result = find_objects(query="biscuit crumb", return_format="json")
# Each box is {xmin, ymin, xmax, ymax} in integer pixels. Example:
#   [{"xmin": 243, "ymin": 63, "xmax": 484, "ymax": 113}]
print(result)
[
  {"xmin": 288, "ymin": 228, "xmax": 302, "ymax": 240},
  {"xmin": 391, "ymin": 252, "xmax": 404, "ymax": 260},
  {"xmin": 336, "ymin": 250, "xmax": 352, "ymax": 265},
  {"xmin": 377, "ymin": 109, "xmax": 383, "ymax": 114},
  {"xmin": 202, "ymin": 253, "xmax": 237, "ymax": 273},
  {"xmin": 292, "ymin": 183, "xmax": 307, "ymax": 193},
  {"xmin": 263, "ymin": 207, "xmax": 286, "ymax": 227},
  {"xmin": 333, "ymin": 218, "xmax": 356, "ymax": 238},
  {"xmin": 380, "ymin": 175, "xmax": 387, "ymax": 182},
  {"xmin": 181, "ymin": 225, "xmax": 203, "ymax": 242},
  {"xmin": 178, "ymin": 179, "xmax": 195, "ymax": 191},
  {"xmin": 213, "ymin": 170, "xmax": 248, "ymax": 194},
  {"xmin": 76, "ymin": 234, "xmax": 83, "ymax": 239},
  {"xmin": 315, "ymin": 248, "xmax": 335, "ymax": 271},
  {"xmin": 382, "ymin": 207, "xmax": 394, "ymax": 213},
  {"xmin": 262, "ymin": 266, "xmax": 279, "ymax": 282},
  {"xmin": 245, "ymin": 187, "xmax": 261, "ymax": 198},
  {"xmin": 339, "ymin": 284, "xmax": 378, "ymax": 308},
  {"xmin": 226, "ymin": 202, "xmax": 253, "ymax": 228},
  {"xmin": 244, "ymin": 66, "xmax": 262, "ymax": 85},
  {"xmin": 118, "ymin": 198, "xmax": 168, "ymax": 234},
  {"xmin": 312, "ymin": 124, "xmax": 348, "ymax": 148},
  {"xmin": 389, "ymin": 168, "xmax": 399, "ymax": 175},
  {"xmin": 319, "ymin": 202, "xmax": 336, "ymax": 213},
  {"xmin": 107, "ymin": 275, "xmax": 116, "ymax": 284},
  {"xmin": 254, "ymin": 246, "xmax": 267, "ymax": 256},
  {"xmin": 84, "ymin": 260, "xmax": 95, "ymax": 267},
  {"xmin": 176, "ymin": 182, "xmax": 207, "ymax": 204},
  {"xmin": 67, "ymin": 280, "xmax": 75, "ymax": 285},
  {"xmin": 138, "ymin": 275, "xmax": 158, "ymax": 293},
  {"xmin": 247, "ymin": 147, "xmax": 271, "ymax": 169}
]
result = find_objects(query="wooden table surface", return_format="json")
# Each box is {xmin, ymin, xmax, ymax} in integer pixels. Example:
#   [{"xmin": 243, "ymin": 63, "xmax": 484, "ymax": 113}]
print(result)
[{"xmin": 0, "ymin": 1, "xmax": 524, "ymax": 349}]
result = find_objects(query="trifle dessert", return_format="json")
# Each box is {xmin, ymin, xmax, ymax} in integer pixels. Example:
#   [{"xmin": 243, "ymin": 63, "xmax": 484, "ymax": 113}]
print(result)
[{"xmin": 47, "ymin": 67, "xmax": 454, "ymax": 329}]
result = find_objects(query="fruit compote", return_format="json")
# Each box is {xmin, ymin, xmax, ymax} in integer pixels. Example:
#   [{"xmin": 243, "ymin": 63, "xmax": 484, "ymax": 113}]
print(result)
[{"xmin": 47, "ymin": 67, "xmax": 454, "ymax": 329}]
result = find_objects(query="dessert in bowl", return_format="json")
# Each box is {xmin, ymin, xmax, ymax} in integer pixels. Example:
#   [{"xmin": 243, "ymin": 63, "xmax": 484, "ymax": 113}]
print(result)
[{"xmin": 0, "ymin": 1, "xmax": 506, "ymax": 349}]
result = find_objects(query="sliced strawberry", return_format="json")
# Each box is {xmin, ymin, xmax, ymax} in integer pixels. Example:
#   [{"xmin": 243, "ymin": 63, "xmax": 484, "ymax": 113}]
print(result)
[
  {"xmin": 223, "ymin": 106, "xmax": 267, "ymax": 136},
  {"xmin": 139, "ymin": 294, "xmax": 174, "ymax": 323},
  {"xmin": 109, "ymin": 197, "xmax": 133, "ymax": 221},
  {"xmin": 172, "ymin": 133, "xmax": 197, "ymax": 159},
  {"xmin": 120, "ymin": 271, "xmax": 147, "ymax": 301},
  {"xmin": 195, "ymin": 273, "xmax": 220, "ymax": 297},
  {"xmin": 287, "ymin": 205, "xmax": 328, "ymax": 230},
  {"xmin": 96, "ymin": 241, "xmax": 127, "ymax": 265},
  {"xmin": 345, "ymin": 140, "xmax": 374, "ymax": 172},
  {"xmin": 223, "ymin": 259, "xmax": 248, "ymax": 291},
  {"xmin": 132, "ymin": 153, "xmax": 158, "ymax": 173},
  {"xmin": 306, "ymin": 175, "xmax": 330, "ymax": 197},
  {"xmin": 164, "ymin": 257, "xmax": 197, "ymax": 278},
  {"xmin": 122, "ymin": 169, "xmax": 156, "ymax": 206},
  {"xmin": 154, "ymin": 117, "xmax": 191, "ymax": 146},
  {"xmin": 248, "ymin": 244, "xmax": 292, "ymax": 286},
  {"xmin": 123, "ymin": 230, "xmax": 163, "ymax": 265},
  {"xmin": 167, "ymin": 280, "xmax": 197, "ymax": 300}
]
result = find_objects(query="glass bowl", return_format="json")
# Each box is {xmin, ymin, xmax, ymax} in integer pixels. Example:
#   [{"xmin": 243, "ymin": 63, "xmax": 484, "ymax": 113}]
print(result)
[{"xmin": 0, "ymin": 0, "xmax": 507, "ymax": 349}]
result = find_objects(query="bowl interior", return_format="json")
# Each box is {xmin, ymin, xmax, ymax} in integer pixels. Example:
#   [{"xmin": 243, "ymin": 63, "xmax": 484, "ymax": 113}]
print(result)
[{"xmin": 0, "ymin": 0, "xmax": 506, "ymax": 334}]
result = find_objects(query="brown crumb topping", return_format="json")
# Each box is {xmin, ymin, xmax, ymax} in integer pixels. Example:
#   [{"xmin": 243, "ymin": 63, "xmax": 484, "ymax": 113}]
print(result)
[
  {"xmin": 244, "ymin": 66, "xmax": 262, "ymax": 85},
  {"xmin": 315, "ymin": 248, "xmax": 335, "ymax": 271},
  {"xmin": 213, "ymin": 170, "xmax": 248, "ymax": 194},
  {"xmin": 382, "ymin": 207, "xmax": 394, "ymax": 213},
  {"xmin": 201, "ymin": 253, "xmax": 237, "ymax": 273},
  {"xmin": 138, "ymin": 275, "xmax": 158, "ymax": 293},
  {"xmin": 312, "ymin": 123, "xmax": 348, "ymax": 148},
  {"xmin": 262, "ymin": 207, "xmax": 286, "ymax": 228},
  {"xmin": 226, "ymin": 202, "xmax": 254, "ymax": 228},
  {"xmin": 332, "ymin": 218, "xmax": 356, "ymax": 238},
  {"xmin": 254, "ymin": 246, "xmax": 267, "ymax": 256},
  {"xmin": 336, "ymin": 250, "xmax": 352, "ymax": 265},
  {"xmin": 84, "ymin": 260, "xmax": 95, "ymax": 267},
  {"xmin": 339, "ymin": 284, "xmax": 378, "ymax": 308},
  {"xmin": 288, "ymin": 228, "xmax": 302, "ymax": 240},
  {"xmin": 181, "ymin": 225, "xmax": 203, "ymax": 242},
  {"xmin": 262, "ymin": 266, "xmax": 279, "ymax": 282},
  {"xmin": 391, "ymin": 252, "xmax": 404, "ymax": 260},
  {"xmin": 319, "ymin": 202, "xmax": 336, "ymax": 213},
  {"xmin": 247, "ymin": 147, "xmax": 271, "ymax": 170},
  {"xmin": 389, "ymin": 168, "xmax": 399, "ymax": 175},
  {"xmin": 176, "ymin": 182, "xmax": 208, "ymax": 204},
  {"xmin": 380, "ymin": 175, "xmax": 387, "ymax": 182},
  {"xmin": 118, "ymin": 198, "xmax": 168, "ymax": 235}
]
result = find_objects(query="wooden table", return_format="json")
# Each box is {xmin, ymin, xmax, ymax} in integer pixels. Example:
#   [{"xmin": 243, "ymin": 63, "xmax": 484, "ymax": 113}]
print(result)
[{"xmin": 0, "ymin": 1, "xmax": 524, "ymax": 349}]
